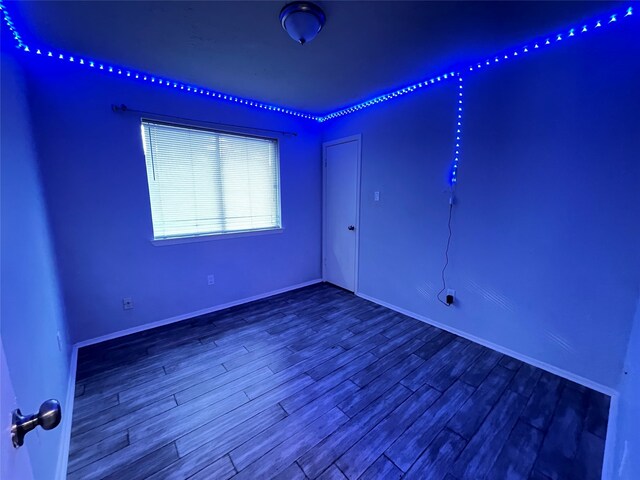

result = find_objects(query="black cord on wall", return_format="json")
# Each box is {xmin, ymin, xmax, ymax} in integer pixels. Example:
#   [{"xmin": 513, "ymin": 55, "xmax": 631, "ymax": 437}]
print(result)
[{"xmin": 436, "ymin": 194, "xmax": 454, "ymax": 306}]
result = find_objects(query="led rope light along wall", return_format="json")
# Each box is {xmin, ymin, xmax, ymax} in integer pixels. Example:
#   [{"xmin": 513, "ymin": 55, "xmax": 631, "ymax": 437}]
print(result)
[
  {"xmin": 450, "ymin": 75, "xmax": 463, "ymax": 186},
  {"xmin": 0, "ymin": 0, "xmax": 635, "ymax": 182},
  {"xmin": 0, "ymin": 1, "xmax": 320, "ymax": 121},
  {"xmin": 0, "ymin": 1, "xmax": 634, "ymax": 124},
  {"xmin": 319, "ymin": 72, "xmax": 458, "ymax": 122},
  {"xmin": 465, "ymin": 6, "xmax": 633, "ymax": 75}
]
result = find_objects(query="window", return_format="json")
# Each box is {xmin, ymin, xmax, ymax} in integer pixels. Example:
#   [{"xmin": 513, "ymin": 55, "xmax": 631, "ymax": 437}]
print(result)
[{"xmin": 141, "ymin": 120, "xmax": 281, "ymax": 240}]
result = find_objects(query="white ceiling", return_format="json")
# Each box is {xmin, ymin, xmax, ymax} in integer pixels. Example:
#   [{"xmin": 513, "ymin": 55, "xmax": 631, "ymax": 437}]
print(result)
[{"xmin": 13, "ymin": 1, "xmax": 619, "ymax": 112}]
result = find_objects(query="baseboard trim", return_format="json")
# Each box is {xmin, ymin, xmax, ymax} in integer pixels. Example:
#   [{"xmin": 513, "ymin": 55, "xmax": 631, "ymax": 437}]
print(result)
[
  {"xmin": 74, "ymin": 279, "xmax": 323, "ymax": 349},
  {"xmin": 356, "ymin": 292, "xmax": 617, "ymax": 397},
  {"xmin": 56, "ymin": 345, "xmax": 78, "ymax": 480}
]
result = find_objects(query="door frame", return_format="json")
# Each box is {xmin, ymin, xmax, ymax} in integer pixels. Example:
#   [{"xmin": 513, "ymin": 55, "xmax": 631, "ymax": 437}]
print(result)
[{"xmin": 322, "ymin": 134, "xmax": 362, "ymax": 293}]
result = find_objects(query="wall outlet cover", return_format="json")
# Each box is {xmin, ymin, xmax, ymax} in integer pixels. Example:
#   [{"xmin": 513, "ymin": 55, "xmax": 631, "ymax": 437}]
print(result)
[
  {"xmin": 207, "ymin": 274, "xmax": 215, "ymax": 285},
  {"xmin": 123, "ymin": 297, "xmax": 134, "ymax": 310}
]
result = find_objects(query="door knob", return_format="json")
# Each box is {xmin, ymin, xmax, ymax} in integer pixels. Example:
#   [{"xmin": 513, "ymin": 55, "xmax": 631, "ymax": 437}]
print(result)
[
  {"xmin": 348, "ymin": 225, "xmax": 355, "ymax": 231},
  {"xmin": 11, "ymin": 399, "xmax": 62, "ymax": 448}
]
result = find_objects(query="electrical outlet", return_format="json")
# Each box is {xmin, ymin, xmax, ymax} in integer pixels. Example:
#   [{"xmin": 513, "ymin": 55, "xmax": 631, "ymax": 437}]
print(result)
[
  {"xmin": 374, "ymin": 191, "xmax": 380, "ymax": 202},
  {"xmin": 123, "ymin": 297, "xmax": 134, "ymax": 310},
  {"xmin": 207, "ymin": 274, "xmax": 215, "ymax": 286}
]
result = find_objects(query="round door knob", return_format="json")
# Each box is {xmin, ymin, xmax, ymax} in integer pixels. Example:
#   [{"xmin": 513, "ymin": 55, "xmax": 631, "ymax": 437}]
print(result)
[
  {"xmin": 11, "ymin": 399, "xmax": 62, "ymax": 448},
  {"xmin": 348, "ymin": 225, "xmax": 355, "ymax": 231}
]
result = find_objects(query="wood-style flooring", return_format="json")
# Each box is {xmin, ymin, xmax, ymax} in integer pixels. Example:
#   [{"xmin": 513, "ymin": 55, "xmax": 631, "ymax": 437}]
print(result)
[{"xmin": 68, "ymin": 283, "xmax": 610, "ymax": 479}]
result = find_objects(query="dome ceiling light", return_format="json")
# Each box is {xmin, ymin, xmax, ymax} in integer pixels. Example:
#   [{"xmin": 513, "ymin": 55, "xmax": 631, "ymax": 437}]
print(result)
[{"xmin": 279, "ymin": 1, "xmax": 326, "ymax": 45}]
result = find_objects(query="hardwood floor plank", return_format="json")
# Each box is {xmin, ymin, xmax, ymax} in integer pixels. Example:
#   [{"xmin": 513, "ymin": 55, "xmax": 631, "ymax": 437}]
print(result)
[
  {"xmin": 128, "ymin": 390, "xmax": 249, "ymax": 445},
  {"xmin": 350, "ymin": 338, "xmax": 424, "ymax": 388},
  {"xmin": 281, "ymin": 353, "xmax": 383, "ymax": 414},
  {"xmin": 401, "ymin": 338, "xmax": 469, "ymax": 392},
  {"xmin": 230, "ymin": 380, "xmax": 358, "ymax": 471},
  {"xmin": 316, "ymin": 464, "xmax": 348, "ymax": 480},
  {"xmin": 533, "ymin": 386, "xmax": 589, "ymax": 479},
  {"xmin": 509, "ymin": 363, "xmax": 543, "ymax": 398},
  {"xmin": 335, "ymin": 384, "xmax": 441, "ymax": 479},
  {"xmin": 271, "ymin": 462, "xmax": 308, "ymax": 480},
  {"xmin": 573, "ymin": 430, "xmax": 605, "ymax": 480},
  {"xmin": 222, "ymin": 344, "xmax": 290, "ymax": 371},
  {"xmin": 72, "ymin": 392, "xmax": 119, "ymax": 419},
  {"xmin": 584, "ymin": 389, "xmax": 610, "ymax": 439},
  {"xmin": 427, "ymin": 342, "xmax": 484, "ymax": 392},
  {"xmin": 69, "ymin": 395, "xmax": 177, "ymax": 454},
  {"xmin": 164, "ymin": 345, "xmax": 248, "ymax": 374},
  {"xmin": 403, "ymin": 429, "xmax": 466, "ymax": 480},
  {"xmin": 447, "ymin": 365, "xmax": 515, "ymax": 440},
  {"xmin": 386, "ymin": 380, "xmax": 474, "ymax": 472},
  {"xmin": 298, "ymin": 384, "xmax": 411, "ymax": 479},
  {"xmin": 232, "ymin": 408, "xmax": 349, "ymax": 479},
  {"xmin": 452, "ymin": 390, "xmax": 529, "ymax": 479},
  {"xmin": 269, "ymin": 343, "xmax": 337, "ymax": 374},
  {"xmin": 305, "ymin": 337, "xmax": 386, "ymax": 381},
  {"xmin": 188, "ymin": 455, "xmax": 236, "ymax": 480},
  {"xmin": 459, "ymin": 349, "xmax": 501, "ymax": 387},
  {"xmin": 413, "ymin": 331, "xmax": 455, "ymax": 361},
  {"xmin": 68, "ymin": 443, "xmax": 178, "ymax": 480},
  {"xmin": 103, "ymin": 443, "xmax": 179, "ymax": 480},
  {"xmin": 154, "ymin": 404, "xmax": 287, "ymax": 478},
  {"xmin": 175, "ymin": 366, "xmax": 272, "ymax": 405},
  {"xmin": 359, "ymin": 455, "xmax": 403, "ymax": 480},
  {"xmin": 520, "ymin": 371, "xmax": 563, "ymax": 431},
  {"xmin": 337, "ymin": 354, "xmax": 423, "ymax": 418},
  {"xmin": 67, "ymin": 431, "xmax": 129, "ymax": 473},
  {"xmin": 499, "ymin": 356, "xmax": 522, "ymax": 371},
  {"xmin": 176, "ymin": 375, "xmax": 314, "ymax": 456},
  {"xmin": 245, "ymin": 347, "xmax": 345, "ymax": 399},
  {"xmin": 486, "ymin": 421, "xmax": 544, "ymax": 480}
]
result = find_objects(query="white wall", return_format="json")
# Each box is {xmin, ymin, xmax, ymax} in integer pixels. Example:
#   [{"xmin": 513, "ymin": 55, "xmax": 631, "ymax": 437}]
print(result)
[
  {"xmin": 1, "ymin": 50, "xmax": 71, "ymax": 480},
  {"xmin": 22, "ymin": 58, "xmax": 323, "ymax": 344},
  {"xmin": 322, "ymin": 23, "xmax": 640, "ymax": 390}
]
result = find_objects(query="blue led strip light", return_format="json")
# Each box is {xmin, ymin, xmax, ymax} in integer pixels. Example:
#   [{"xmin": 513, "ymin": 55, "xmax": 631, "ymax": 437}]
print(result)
[
  {"xmin": 0, "ymin": 0, "xmax": 26, "ymax": 49},
  {"xmin": 466, "ymin": 6, "xmax": 633, "ymax": 74},
  {"xmin": 450, "ymin": 75, "xmax": 463, "ymax": 186},
  {"xmin": 1, "ymin": 0, "xmax": 635, "ymax": 127},
  {"xmin": 0, "ymin": 2, "xmax": 320, "ymax": 121},
  {"xmin": 318, "ymin": 71, "xmax": 457, "ymax": 122},
  {"xmin": 30, "ymin": 49, "xmax": 321, "ymax": 120},
  {"xmin": 318, "ymin": 4, "xmax": 634, "ymax": 121}
]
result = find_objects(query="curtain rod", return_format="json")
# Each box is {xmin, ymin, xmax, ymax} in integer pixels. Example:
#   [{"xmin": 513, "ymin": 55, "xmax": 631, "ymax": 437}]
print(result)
[{"xmin": 111, "ymin": 104, "xmax": 298, "ymax": 137}]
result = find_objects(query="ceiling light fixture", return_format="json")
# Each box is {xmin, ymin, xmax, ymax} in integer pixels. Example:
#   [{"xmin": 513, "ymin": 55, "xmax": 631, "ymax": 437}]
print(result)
[{"xmin": 279, "ymin": 1, "xmax": 326, "ymax": 45}]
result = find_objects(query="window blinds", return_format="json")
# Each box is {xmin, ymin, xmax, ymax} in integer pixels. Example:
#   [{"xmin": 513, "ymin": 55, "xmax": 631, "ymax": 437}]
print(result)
[{"xmin": 141, "ymin": 120, "xmax": 281, "ymax": 239}]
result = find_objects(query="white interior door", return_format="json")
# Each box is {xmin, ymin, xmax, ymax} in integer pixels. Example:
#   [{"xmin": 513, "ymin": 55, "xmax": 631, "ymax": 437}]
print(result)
[
  {"xmin": 323, "ymin": 136, "xmax": 361, "ymax": 292},
  {"xmin": 1, "ymin": 340, "xmax": 34, "ymax": 480}
]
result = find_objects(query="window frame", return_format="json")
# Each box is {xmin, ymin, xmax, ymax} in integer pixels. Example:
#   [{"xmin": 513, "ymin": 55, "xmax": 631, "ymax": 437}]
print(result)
[{"xmin": 140, "ymin": 118, "xmax": 283, "ymax": 243}]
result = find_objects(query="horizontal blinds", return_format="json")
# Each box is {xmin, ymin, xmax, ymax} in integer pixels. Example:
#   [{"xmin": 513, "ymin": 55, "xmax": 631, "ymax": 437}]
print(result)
[{"xmin": 141, "ymin": 121, "xmax": 281, "ymax": 239}]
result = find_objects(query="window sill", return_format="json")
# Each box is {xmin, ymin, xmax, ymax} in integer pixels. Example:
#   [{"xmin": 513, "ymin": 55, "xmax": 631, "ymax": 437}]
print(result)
[{"xmin": 151, "ymin": 227, "xmax": 284, "ymax": 246}]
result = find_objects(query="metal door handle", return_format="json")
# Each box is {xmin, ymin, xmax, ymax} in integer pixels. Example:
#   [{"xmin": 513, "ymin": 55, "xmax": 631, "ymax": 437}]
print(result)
[
  {"xmin": 348, "ymin": 225, "xmax": 355, "ymax": 231},
  {"xmin": 11, "ymin": 399, "xmax": 62, "ymax": 448}
]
